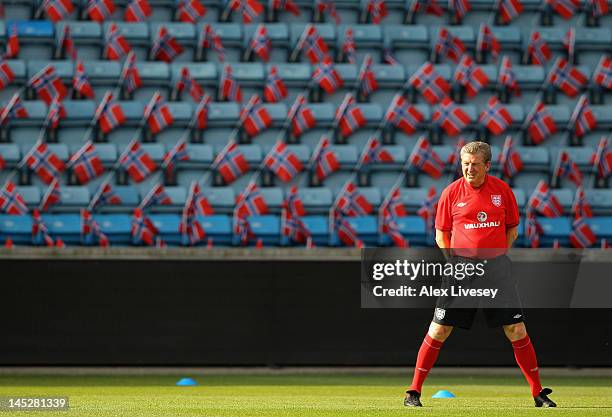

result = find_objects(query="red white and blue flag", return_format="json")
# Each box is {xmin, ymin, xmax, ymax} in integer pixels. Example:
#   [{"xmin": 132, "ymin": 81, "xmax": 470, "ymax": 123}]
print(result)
[
  {"xmin": 479, "ymin": 97, "xmax": 513, "ymax": 135},
  {"xmin": 409, "ymin": 62, "xmax": 450, "ymax": 104},
  {"xmin": 162, "ymin": 140, "xmax": 189, "ymax": 179},
  {"xmin": 119, "ymin": 141, "xmax": 157, "ymax": 183},
  {"xmin": 90, "ymin": 182, "xmax": 121, "ymax": 209},
  {"xmin": 528, "ymin": 180, "xmax": 563, "ymax": 217},
  {"xmin": 384, "ymin": 94, "xmax": 424, "ymax": 135},
  {"xmin": 587, "ymin": 0, "xmax": 608, "ymax": 17},
  {"xmin": 311, "ymin": 136, "xmax": 339, "ymax": 181},
  {"xmin": 140, "ymin": 183, "xmax": 172, "ymax": 209},
  {"xmin": 28, "ymin": 65, "xmax": 67, "ymax": 105},
  {"xmin": 528, "ymin": 31, "xmax": 552, "ymax": 65},
  {"xmin": 453, "ymin": 55, "xmax": 488, "ymax": 97},
  {"xmin": 546, "ymin": 0, "xmax": 579, "ymax": 19},
  {"xmin": 121, "ymin": 52, "xmax": 141, "ymax": 94},
  {"xmin": 298, "ymin": 25, "xmax": 329, "ymax": 64},
  {"xmin": 591, "ymin": 137, "xmax": 612, "ymax": 179},
  {"xmin": 41, "ymin": 178, "xmax": 61, "ymax": 212},
  {"xmin": 195, "ymin": 94, "xmax": 212, "ymax": 129},
  {"xmin": 497, "ymin": 0, "xmax": 523, "ymax": 23},
  {"xmin": 380, "ymin": 187, "xmax": 407, "ymax": 218},
  {"xmin": 152, "ymin": 26, "xmax": 184, "ymax": 63},
  {"xmin": 358, "ymin": 137, "xmax": 394, "ymax": 166},
  {"xmin": 434, "ymin": 28, "xmax": 465, "ymax": 63},
  {"xmin": 476, "ymin": 23, "xmax": 499, "ymax": 61},
  {"xmin": 569, "ymin": 94, "xmax": 596, "ymax": 138},
  {"xmin": 316, "ymin": 0, "xmax": 341, "ymax": 23},
  {"xmin": 572, "ymin": 186, "xmax": 593, "ymax": 219},
  {"xmin": 105, "ymin": 23, "xmax": 131, "ymax": 60},
  {"xmin": 241, "ymin": 94, "xmax": 272, "ymax": 137},
  {"xmin": 0, "ymin": 93, "xmax": 28, "ymax": 125},
  {"xmin": 263, "ymin": 66, "xmax": 287, "ymax": 103},
  {"xmin": 449, "ymin": 0, "xmax": 471, "ymax": 20},
  {"xmin": 548, "ymin": 57, "xmax": 588, "ymax": 97},
  {"xmin": 593, "ymin": 55, "xmax": 612, "ymax": 90},
  {"xmin": 214, "ymin": 141, "xmax": 249, "ymax": 184},
  {"xmin": 200, "ymin": 24, "xmax": 225, "ymax": 62},
  {"xmin": 220, "ymin": 64, "xmax": 242, "ymax": 102},
  {"xmin": 313, "ymin": 57, "xmax": 343, "ymax": 94},
  {"xmin": 0, "ymin": 181, "xmax": 27, "ymax": 215},
  {"xmin": 569, "ymin": 217, "xmax": 597, "ymax": 248},
  {"xmin": 335, "ymin": 181, "xmax": 373, "ymax": 216},
  {"xmin": 525, "ymin": 211, "xmax": 544, "ymax": 248},
  {"xmin": 358, "ymin": 55, "xmax": 378, "ymax": 98},
  {"xmin": 32, "ymin": 209, "xmax": 54, "ymax": 246},
  {"xmin": 264, "ymin": 141, "xmax": 303, "ymax": 182},
  {"xmin": 555, "ymin": 150, "xmax": 583, "ymax": 186},
  {"xmin": 417, "ymin": 186, "xmax": 438, "ymax": 232},
  {"xmin": 97, "ymin": 92, "xmax": 125, "ymax": 134},
  {"xmin": 87, "ymin": 0, "xmax": 115, "ymax": 22},
  {"xmin": 235, "ymin": 182, "xmax": 269, "ymax": 217},
  {"xmin": 125, "ymin": 0, "xmax": 151, "ymax": 21},
  {"xmin": 57, "ymin": 25, "xmax": 76, "ymax": 60},
  {"xmin": 409, "ymin": 137, "xmax": 444, "ymax": 179},
  {"xmin": 180, "ymin": 202, "xmax": 206, "ymax": 245},
  {"xmin": 525, "ymin": 101, "xmax": 556, "ymax": 145},
  {"xmin": 230, "ymin": 0, "xmax": 264, "ymax": 23},
  {"xmin": 498, "ymin": 135, "xmax": 523, "ymax": 178},
  {"xmin": 342, "ymin": 27, "xmax": 356, "ymax": 64},
  {"xmin": 270, "ymin": 0, "xmax": 300, "ymax": 15},
  {"xmin": 69, "ymin": 141, "xmax": 104, "ymax": 184},
  {"xmin": 432, "ymin": 97, "xmax": 471, "ymax": 136},
  {"xmin": 336, "ymin": 94, "xmax": 365, "ymax": 138},
  {"xmin": 26, "ymin": 142, "xmax": 66, "ymax": 184},
  {"xmin": 251, "ymin": 24, "xmax": 271, "ymax": 62},
  {"xmin": 410, "ymin": 0, "xmax": 443, "ymax": 16},
  {"xmin": 178, "ymin": 0, "xmax": 206, "ymax": 23},
  {"xmin": 43, "ymin": 0, "xmax": 74, "ymax": 22},
  {"xmin": 73, "ymin": 60, "xmax": 95, "ymax": 98},
  {"xmin": 5, "ymin": 23, "xmax": 19, "ymax": 59},
  {"xmin": 498, "ymin": 55, "xmax": 520, "ymax": 96},
  {"xmin": 289, "ymin": 95, "xmax": 316, "ymax": 137},
  {"xmin": 131, "ymin": 208, "xmax": 158, "ymax": 246},
  {"xmin": 176, "ymin": 67, "xmax": 204, "ymax": 102},
  {"xmin": 45, "ymin": 95, "xmax": 66, "ymax": 130},
  {"xmin": 284, "ymin": 185, "xmax": 306, "ymax": 217},
  {"xmin": 367, "ymin": 0, "xmax": 388, "ymax": 23},
  {"xmin": 282, "ymin": 209, "xmax": 310, "ymax": 244},
  {"xmin": 0, "ymin": 58, "xmax": 15, "ymax": 90},
  {"xmin": 186, "ymin": 181, "xmax": 214, "ymax": 216},
  {"xmin": 145, "ymin": 92, "xmax": 174, "ymax": 134},
  {"xmin": 331, "ymin": 211, "xmax": 361, "ymax": 247}
]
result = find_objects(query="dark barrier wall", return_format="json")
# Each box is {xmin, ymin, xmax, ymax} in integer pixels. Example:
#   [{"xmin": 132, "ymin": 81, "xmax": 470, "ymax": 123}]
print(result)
[{"xmin": 1, "ymin": 253, "xmax": 611, "ymax": 366}]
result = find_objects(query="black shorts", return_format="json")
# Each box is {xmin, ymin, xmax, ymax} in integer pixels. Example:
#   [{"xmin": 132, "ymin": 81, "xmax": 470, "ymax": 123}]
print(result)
[{"xmin": 432, "ymin": 254, "xmax": 525, "ymax": 330}]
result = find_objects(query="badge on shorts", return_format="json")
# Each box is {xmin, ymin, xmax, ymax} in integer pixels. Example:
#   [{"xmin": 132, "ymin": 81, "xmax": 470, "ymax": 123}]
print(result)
[
  {"xmin": 491, "ymin": 194, "xmax": 502, "ymax": 207},
  {"xmin": 435, "ymin": 308, "xmax": 446, "ymax": 321}
]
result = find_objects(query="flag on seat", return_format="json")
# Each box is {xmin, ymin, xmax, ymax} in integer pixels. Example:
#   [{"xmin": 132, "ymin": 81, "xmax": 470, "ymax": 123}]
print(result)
[
  {"xmin": 235, "ymin": 182, "xmax": 269, "ymax": 217},
  {"xmin": 497, "ymin": 136, "xmax": 523, "ymax": 178},
  {"xmin": 569, "ymin": 94, "xmax": 596, "ymax": 138},
  {"xmin": 316, "ymin": 0, "xmax": 341, "ymax": 23},
  {"xmin": 263, "ymin": 66, "xmax": 287, "ymax": 103},
  {"xmin": 282, "ymin": 209, "xmax": 310, "ymax": 244},
  {"xmin": 105, "ymin": 23, "xmax": 131, "ymax": 60},
  {"xmin": 186, "ymin": 181, "xmax": 213, "ymax": 216},
  {"xmin": 119, "ymin": 141, "xmax": 157, "ymax": 183},
  {"xmin": 367, "ymin": 0, "xmax": 388, "ymax": 22},
  {"xmin": 32, "ymin": 209, "xmax": 54, "ymax": 246},
  {"xmin": 476, "ymin": 23, "xmax": 499, "ymax": 61},
  {"xmin": 81, "ymin": 209, "xmax": 109, "ymax": 246},
  {"xmin": 0, "ymin": 58, "xmax": 15, "ymax": 90},
  {"xmin": 358, "ymin": 55, "xmax": 378, "ymax": 98},
  {"xmin": 380, "ymin": 187, "xmax": 407, "ymax": 218},
  {"xmin": 234, "ymin": 213, "xmax": 254, "ymax": 246},
  {"xmin": 0, "ymin": 181, "xmax": 27, "ymax": 215},
  {"xmin": 587, "ymin": 0, "xmax": 608, "ymax": 17},
  {"xmin": 548, "ymin": 57, "xmax": 588, "ymax": 97},
  {"xmin": 176, "ymin": 67, "xmax": 204, "ymax": 102},
  {"xmin": 152, "ymin": 26, "xmax": 184, "ymax": 63},
  {"xmin": 384, "ymin": 94, "xmax": 424, "ymax": 135},
  {"xmin": 528, "ymin": 180, "xmax": 563, "ymax": 217},
  {"xmin": 298, "ymin": 25, "xmax": 329, "ymax": 64},
  {"xmin": 409, "ymin": 137, "xmax": 444, "ymax": 179},
  {"xmin": 449, "ymin": 0, "xmax": 471, "ymax": 20},
  {"xmin": 0, "ymin": 155, "xmax": 5, "ymax": 170},
  {"xmin": 524, "ymin": 101, "xmax": 556, "ymax": 145},
  {"xmin": 546, "ymin": 0, "xmax": 579, "ymax": 19},
  {"xmin": 45, "ymin": 96, "xmax": 66, "ymax": 130},
  {"xmin": 241, "ymin": 94, "xmax": 272, "ymax": 137},
  {"xmin": 90, "ymin": 182, "xmax": 121, "ymax": 209},
  {"xmin": 131, "ymin": 208, "xmax": 157, "ymax": 246},
  {"xmin": 195, "ymin": 94, "xmax": 212, "ymax": 129},
  {"xmin": 313, "ymin": 57, "xmax": 343, "ymax": 94},
  {"xmin": 569, "ymin": 217, "xmax": 596, "ymax": 248},
  {"xmin": 335, "ymin": 181, "xmax": 372, "ymax": 216},
  {"xmin": 453, "ymin": 55, "xmax": 488, "ymax": 98},
  {"xmin": 140, "ymin": 183, "xmax": 172, "ymax": 209},
  {"xmin": 336, "ymin": 94, "xmax": 365, "ymax": 138},
  {"xmin": 311, "ymin": 136, "xmax": 339, "ymax": 181},
  {"xmin": 180, "ymin": 201, "xmax": 206, "ymax": 245},
  {"xmin": 162, "ymin": 140, "xmax": 189, "ymax": 179},
  {"xmin": 572, "ymin": 186, "xmax": 592, "ymax": 219},
  {"xmin": 271, "ymin": 0, "xmax": 300, "ymax": 15},
  {"xmin": 264, "ymin": 141, "xmax": 303, "ymax": 182},
  {"xmin": 178, "ymin": 0, "xmax": 206, "ymax": 23},
  {"xmin": 498, "ymin": 0, "xmax": 523, "ymax": 23},
  {"xmin": 220, "ymin": 64, "xmax": 242, "ymax": 102},
  {"xmin": 434, "ymin": 28, "xmax": 465, "ymax": 63},
  {"xmin": 73, "ymin": 60, "xmax": 95, "ymax": 98},
  {"xmin": 342, "ymin": 27, "xmax": 356, "ymax": 64},
  {"xmin": 26, "ymin": 142, "xmax": 66, "ymax": 184},
  {"xmin": 409, "ymin": 62, "xmax": 450, "ymax": 104},
  {"xmin": 251, "ymin": 24, "xmax": 271, "ymax": 62},
  {"xmin": 498, "ymin": 55, "xmax": 520, "ymax": 96},
  {"xmin": 525, "ymin": 211, "xmax": 543, "ymax": 248},
  {"xmin": 331, "ymin": 211, "xmax": 360, "ymax": 247},
  {"xmin": 69, "ymin": 141, "xmax": 104, "ymax": 184},
  {"xmin": 563, "ymin": 27, "xmax": 575, "ymax": 62},
  {"xmin": 214, "ymin": 141, "xmax": 249, "ymax": 184},
  {"xmin": 5, "ymin": 23, "xmax": 19, "ymax": 59},
  {"xmin": 409, "ymin": 0, "xmax": 443, "ymax": 16},
  {"xmin": 87, "ymin": 0, "xmax": 115, "ymax": 21},
  {"xmin": 43, "ymin": 0, "xmax": 74, "ymax": 22},
  {"xmin": 57, "ymin": 24, "xmax": 76, "ymax": 60},
  {"xmin": 125, "ymin": 0, "xmax": 151, "ymax": 21},
  {"xmin": 96, "ymin": 92, "xmax": 125, "ymax": 134},
  {"xmin": 230, "ymin": 0, "xmax": 264, "ymax": 23},
  {"xmin": 0, "ymin": 93, "xmax": 28, "ymax": 126},
  {"xmin": 144, "ymin": 92, "xmax": 174, "ymax": 134},
  {"xmin": 554, "ymin": 150, "xmax": 583, "ymax": 187},
  {"xmin": 40, "ymin": 178, "xmax": 61, "ymax": 212},
  {"xmin": 591, "ymin": 137, "xmax": 612, "ymax": 179},
  {"xmin": 417, "ymin": 186, "xmax": 438, "ymax": 232},
  {"xmin": 283, "ymin": 185, "xmax": 306, "ymax": 217},
  {"xmin": 200, "ymin": 24, "xmax": 225, "ymax": 62},
  {"xmin": 593, "ymin": 55, "xmax": 612, "ymax": 90},
  {"xmin": 478, "ymin": 97, "xmax": 513, "ymax": 135},
  {"xmin": 379, "ymin": 207, "xmax": 408, "ymax": 247},
  {"xmin": 528, "ymin": 31, "xmax": 552, "ymax": 65},
  {"xmin": 358, "ymin": 137, "xmax": 393, "ymax": 167},
  {"xmin": 28, "ymin": 65, "xmax": 67, "ymax": 105},
  {"xmin": 432, "ymin": 97, "xmax": 471, "ymax": 136}
]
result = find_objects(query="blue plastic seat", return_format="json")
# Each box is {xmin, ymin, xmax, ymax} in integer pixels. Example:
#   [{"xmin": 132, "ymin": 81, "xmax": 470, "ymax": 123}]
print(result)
[
  {"xmin": 244, "ymin": 23, "xmax": 290, "ymax": 62},
  {"xmin": 132, "ymin": 62, "xmax": 170, "ymax": 102},
  {"xmin": 330, "ymin": 145, "xmax": 358, "ymax": 169},
  {"xmin": 146, "ymin": 186, "xmax": 187, "ymax": 213},
  {"xmin": 150, "ymin": 22, "xmax": 196, "ymax": 63},
  {"xmin": 584, "ymin": 191, "xmax": 612, "ymax": 216},
  {"xmin": 0, "ymin": 214, "xmax": 33, "ymax": 244},
  {"xmin": 95, "ymin": 185, "xmax": 139, "ymax": 212},
  {"xmin": 55, "ymin": 22, "xmax": 102, "ymax": 60},
  {"xmin": 9, "ymin": 21, "xmax": 55, "ymax": 60},
  {"xmin": 170, "ymin": 62, "xmax": 217, "ymax": 93},
  {"xmin": 82, "ymin": 61, "xmax": 121, "ymax": 98},
  {"xmin": 54, "ymin": 186, "xmax": 90, "ymax": 212},
  {"xmin": 241, "ymin": 215, "xmax": 281, "ymax": 246},
  {"xmin": 289, "ymin": 23, "xmax": 336, "ymax": 62},
  {"xmin": 16, "ymin": 185, "xmax": 41, "ymax": 207},
  {"xmin": 330, "ymin": 215, "xmax": 377, "ymax": 246},
  {"xmin": 196, "ymin": 23, "xmax": 242, "ymax": 62},
  {"xmin": 297, "ymin": 187, "xmax": 333, "ymax": 214},
  {"xmin": 259, "ymin": 187, "xmax": 284, "ymax": 213},
  {"xmin": 0, "ymin": 144, "xmax": 21, "ymax": 166},
  {"xmin": 298, "ymin": 215, "xmax": 329, "ymax": 246},
  {"xmin": 536, "ymin": 217, "xmax": 571, "ymax": 247},
  {"xmin": 200, "ymin": 186, "xmax": 236, "ymax": 213},
  {"xmin": 102, "ymin": 23, "xmax": 149, "ymax": 61},
  {"xmin": 40, "ymin": 213, "xmax": 81, "ymax": 244},
  {"xmin": 198, "ymin": 214, "xmax": 233, "ymax": 245},
  {"xmin": 93, "ymin": 213, "xmax": 132, "ymax": 245},
  {"xmin": 584, "ymin": 217, "xmax": 612, "ymax": 240}
]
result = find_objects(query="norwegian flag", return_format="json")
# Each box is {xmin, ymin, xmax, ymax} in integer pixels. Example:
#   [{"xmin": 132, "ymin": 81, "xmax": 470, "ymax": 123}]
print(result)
[
  {"xmin": 409, "ymin": 0, "xmax": 444, "ymax": 16},
  {"xmin": 214, "ymin": 141, "xmax": 249, "ymax": 184},
  {"xmin": 587, "ymin": 0, "xmax": 609, "ymax": 16},
  {"xmin": 358, "ymin": 55, "xmax": 378, "ymax": 98},
  {"xmin": 124, "ymin": 0, "xmax": 151, "ymax": 21},
  {"xmin": 409, "ymin": 137, "xmax": 444, "ymax": 179},
  {"xmin": 251, "ymin": 24, "xmax": 271, "ymax": 62},
  {"xmin": 432, "ymin": 97, "xmax": 471, "ymax": 136},
  {"xmin": 0, "ymin": 58, "xmax": 14, "ymax": 90},
  {"xmin": 591, "ymin": 137, "xmax": 612, "ymax": 179},
  {"xmin": 417, "ymin": 186, "xmax": 438, "ymax": 231},
  {"xmin": 0, "ymin": 181, "xmax": 27, "ymax": 215},
  {"xmin": 140, "ymin": 183, "xmax": 172, "ymax": 209},
  {"xmin": 119, "ymin": 141, "xmax": 157, "ymax": 183},
  {"xmin": 0, "ymin": 93, "xmax": 28, "ymax": 126},
  {"xmin": 546, "ymin": 0, "xmax": 579, "ymax": 19},
  {"xmin": 32, "ymin": 209, "xmax": 54, "ymax": 246},
  {"xmin": 449, "ymin": 0, "xmax": 471, "ymax": 21},
  {"xmin": 263, "ymin": 66, "xmax": 287, "ymax": 103},
  {"xmin": 282, "ymin": 209, "xmax": 310, "ymax": 243},
  {"xmin": 602, "ymin": 238, "xmax": 611, "ymax": 249},
  {"xmin": 311, "ymin": 136, "xmax": 339, "ymax": 181},
  {"xmin": 230, "ymin": 0, "xmax": 264, "ymax": 23},
  {"xmin": 186, "ymin": 181, "xmax": 214, "ymax": 216},
  {"xmin": 479, "ymin": 97, "xmax": 513, "ymax": 135},
  {"xmin": 572, "ymin": 186, "xmax": 593, "ymax": 219},
  {"xmin": 380, "ymin": 187, "xmax": 407, "ymax": 218},
  {"xmin": 563, "ymin": 27, "xmax": 575, "ymax": 62},
  {"xmin": 525, "ymin": 101, "xmax": 556, "ymax": 145},
  {"xmin": 336, "ymin": 94, "xmax": 365, "ymax": 138},
  {"xmin": 498, "ymin": 55, "xmax": 520, "ymax": 96},
  {"xmin": 497, "ymin": 136, "xmax": 523, "ymax": 178},
  {"xmin": 316, "ymin": 0, "xmax": 341, "ymax": 23},
  {"xmin": 40, "ymin": 178, "xmax": 61, "ymax": 212},
  {"xmin": 220, "ymin": 64, "xmax": 242, "ymax": 102},
  {"xmin": 447, "ymin": 137, "xmax": 466, "ymax": 176},
  {"xmin": 454, "ymin": 55, "xmax": 489, "ymax": 98},
  {"xmin": 200, "ymin": 24, "xmax": 225, "ymax": 62},
  {"xmin": 57, "ymin": 25, "xmax": 76, "ymax": 60},
  {"xmin": 284, "ymin": 185, "xmax": 306, "ymax": 217},
  {"xmin": 476, "ymin": 24, "xmax": 500, "ymax": 62},
  {"xmin": 548, "ymin": 57, "xmax": 588, "ymax": 97},
  {"xmin": 497, "ymin": 0, "xmax": 523, "ymax": 23},
  {"xmin": 335, "ymin": 182, "xmax": 372, "ymax": 216},
  {"xmin": 264, "ymin": 141, "xmax": 303, "ymax": 182},
  {"xmin": 43, "ymin": 0, "xmax": 74, "ymax": 22},
  {"xmin": 332, "ymin": 212, "xmax": 360, "ymax": 247},
  {"xmin": 298, "ymin": 25, "xmax": 329, "ymax": 64},
  {"xmin": 525, "ymin": 211, "xmax": 544, "ymax": 248},
  {"xmin": 69, "ymin": 142, "xmax": 104, "ymax": 184},
  {"xmin": 195, "ymin": 94, "xmax": 212, "ymax": 129},
  {"xmin": 527, "ymin": 31, "xmax": 552, "ymax": 66},
  {"xmin": 384, "ymin": 94, "xmax": 424, "ymax": 135},
  {"xmin": 145, "ymin": 92, "xmax": 174, "ymax": 134},
  {"xmin": 358, "ymin": 137, "xmax": 393, "ymax": 166},
  {"xmin": 313, "ymin": 57, "xmax": 343, "ymax": 95},
  {"xmin": 271, "ymin": 0, "xmax": 300, "ymax": 15},
  {"xmin": 569, "ymin": 94, "xmax": 596, "ymax": 138},
  {"xmin": 162, "ymin": 140, "xmax": 189, "ymax": 179},
  {"xmin": 121, "ymin": 52, "xmax": 141, "ymax": 94},
  {"xmin": 176, "ymin": 67, "xmax": 204, "ymax": 102},
  {"xmin": 0, "ymin": 155, "xmax": 4, "ymax": 170},
  {"xmin": 131, "ymin": 208, "xmax": 157, "ymax": 246},
  {"xmin": 380, "ymin": 210, "xmax": 408, "ymax": 247},
  {"xmin": 367, "ymin": 0, "xmax": 388, "ymax": 23},
  {"xmin": 234, "ymin": 213, "xmax": 254, "ymax": 245},
  {"xmin": 5, "ymin": 23, "xmax": 19, "ymax": 59},
  {"xmin": 96, "ymin": 92, "xmax": 125, "ymax": 134},
  {"xmin": 81, "ymin": 209, "xmax": 109, "ymax": 246},
  {"xmin": 105, "ymin": 23, "xmax": 131, "ymax": 60},
  {"xmin": 87, "ymin": 0, "xmax": 115, "ymax": 22},
  {"xmin": 409, "ymin": 62, "xmax": 450, "ymax": 105},
  {"xmin": 342, "ymin": 27, "xmax": 356, "ymax": 64},
  {"xmin": 434, "ymin": 28, "xmax": 465, "ymax": 63},
  {"xmin": 593, "ymin": 55, "xmax": 612, "ymax": 90},
  {"xmin": 180, "ymin": 203, "xmax": 206, "ymax": 245},
  {"xmin": 90, "ymin": 182, "xmax": 121, "ymax": 209},
  {"xmin": 528, "ymin": 180, "xmax": 563, "ymax": 217},
  {"xmin": 45, "ymin": 96, "xmax": 66, "ymax": 130},
  {"xmin": 26, "ymin": 142, "xmax": 66, "ymax": 184},
  {"xmin": 555, "ymin": 150, "xmax": 583, "ymax": 186},
  {"xmin": 28, "ymin": 65, "xmax": 67, "ymax": 105},
  {"xmin": 178, "ymin": 0, "xmax": 206, "ymax": 23},
  {"xmin": 235, "ymin": 182, "xmax": 269, "ymax": 217},
  {"xmin": 241, "ymin": 94, "xmax": 272, "ymax": 137},
  {"xmin": 569, "ymin": 217, "xmax": 596, "ymax": 248},
  {"xmin": 73, "ymin": 60, "xmax": 95, "ymax": 99},
  {"xmin": 152, "ymin": 26, "xmax": 184, "ymax": 63},
  {"xmin": 383, "ymin": 48, "xmax": 400, "ymax": 65}
]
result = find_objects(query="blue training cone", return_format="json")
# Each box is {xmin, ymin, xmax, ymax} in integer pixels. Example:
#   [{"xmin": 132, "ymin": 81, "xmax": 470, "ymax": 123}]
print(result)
[
  {"xmin": 432, "ymin": 390, "xmax": 455, "ymax": 398},
  {"xmin": 176, "ymin": 377, "xmax": 198, "ymax": 386}
]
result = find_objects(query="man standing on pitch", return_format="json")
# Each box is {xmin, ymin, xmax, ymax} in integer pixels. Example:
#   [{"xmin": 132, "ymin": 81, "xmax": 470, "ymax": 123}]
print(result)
[{"xmin": 404, "ymin": 141, "xmax": 556, "ymax": 408}]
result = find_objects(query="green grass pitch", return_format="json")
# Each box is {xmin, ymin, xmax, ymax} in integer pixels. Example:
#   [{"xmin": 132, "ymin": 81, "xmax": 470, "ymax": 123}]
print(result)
[{"xmin": 0, "ymin": 372, "xmax": 611, "ymax": 416}]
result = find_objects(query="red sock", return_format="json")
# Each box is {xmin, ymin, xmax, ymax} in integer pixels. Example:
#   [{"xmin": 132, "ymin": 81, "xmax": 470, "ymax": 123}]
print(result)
[
  {"xmin": 511, "ymin": 335, "xmax": 543, "ymax": 397},
  {"xmin": 409, "ymin": 334, "xmax": 444, "ymax": 393}
]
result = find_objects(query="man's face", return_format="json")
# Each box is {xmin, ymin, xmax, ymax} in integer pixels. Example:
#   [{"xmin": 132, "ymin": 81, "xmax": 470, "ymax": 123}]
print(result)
[{"xmin": 461, "ymin": 152, "xmax": 490, "ymax": 187}]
